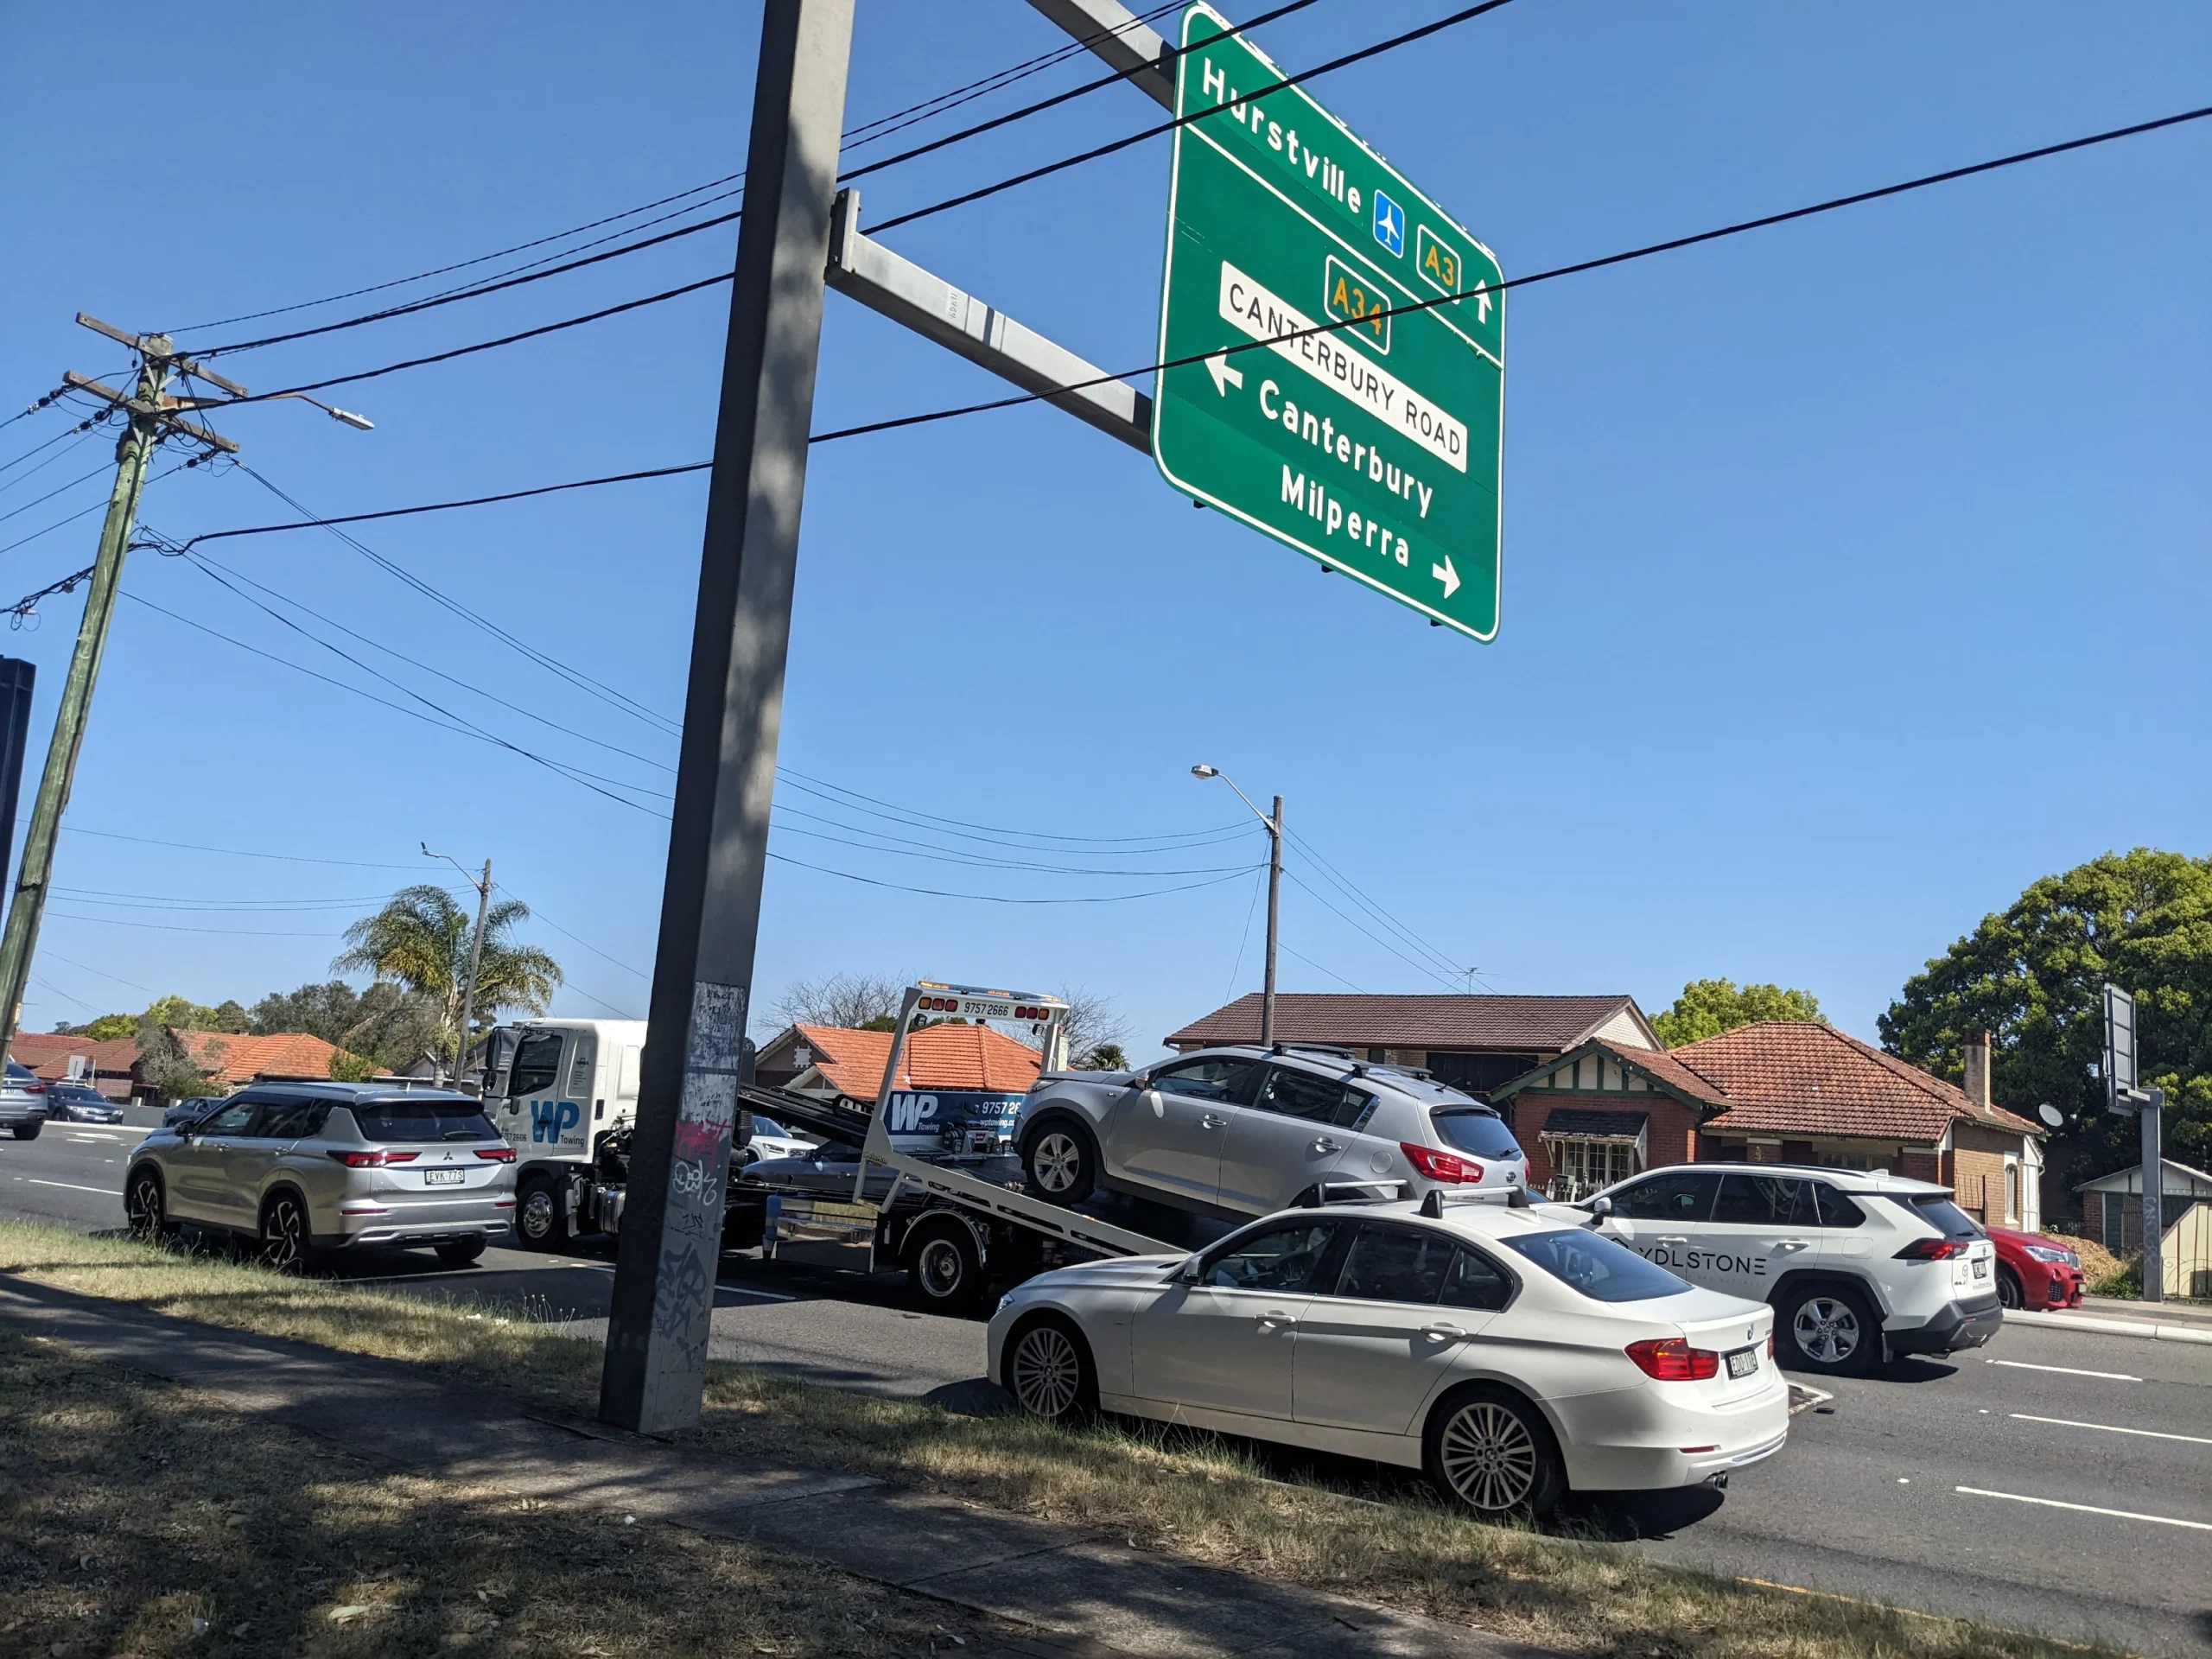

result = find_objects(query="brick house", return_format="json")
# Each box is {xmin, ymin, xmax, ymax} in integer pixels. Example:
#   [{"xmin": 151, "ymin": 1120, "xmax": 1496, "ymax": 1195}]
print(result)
[
  {"xmin": 10, "ymin": 1033, "xmax": 141, "ymax": 1100},
  {"xmin": 1491, "ymin": 1022, "xmax": 2046, "ymax": 1227},
  {"xmin": 173, "ymin": 1030, "xmax": 376, "ymax": 1089},
  {"xmin": 1162, "ymin": 993, "xmax": 1657, "ymax": 1098},
  {"xmin": 752, "ymin": 1020, "xmax": 1046, "ymax": 1147}
]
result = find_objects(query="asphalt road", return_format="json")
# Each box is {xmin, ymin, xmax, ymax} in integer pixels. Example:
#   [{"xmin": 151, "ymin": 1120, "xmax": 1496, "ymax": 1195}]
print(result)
[{"xmin": 7, "ymin": 1122, "xmax": 2208, "ymax": 1656}]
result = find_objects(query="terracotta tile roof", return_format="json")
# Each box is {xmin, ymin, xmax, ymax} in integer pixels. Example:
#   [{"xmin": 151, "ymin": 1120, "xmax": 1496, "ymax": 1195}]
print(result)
[
  {"xmin": 175, "ymin": 1030, "xmax": 375, "ymax": 1086},
  {"xmin": 1165, "ymin": 994, "xmax": 1650, "ymax": 1052},
  {"xmin": 1667, "ymin": 1022, "xmax": 2044, "ymax": 1141},
  {"xmin": 1607, "ymin": 1044, "xmax": 1732, "ymax": 1107},
  {"xmin": 10, "ymin": 1032, "xmax": 139, "ymax": 1080},
  {"xmin": 791, "ymin": 1021, "xmax": 1042, "ymax": 1100}
]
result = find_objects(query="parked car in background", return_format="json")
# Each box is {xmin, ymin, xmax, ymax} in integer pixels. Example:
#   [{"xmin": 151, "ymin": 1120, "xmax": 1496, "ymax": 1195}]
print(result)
[
  {"xmin": 1014, "ymin": 1046, "xmax": 1528, "ymax": 1219},
  {"xmin": 162, "ymin": 1095, "xmax": 228, "ymax": 1129},
  {"xmin": 42, "ymin": 1082, "xmax": 125, "ymax": 1124},
  {"xmin": 991, "ymin": 1195, "xmax": 1787, "ymax": 1516},
  {"xmin": 1583, "ymin": 1164, "xmax": 2004, "ymax": 1377},
  {"xmin": 1986, "ymin": 1225, "xmax": 2084, "ymax": 1310},
  {"xmin": 125, "ymin": 1083, "xmax": 517, "ymax": 1268},
  {"xmin": 738, "ymin": 1114, "xmax": 816, "ymax": 1164},
  {"xmin": 0, "ymin": 1061, "xmax": 49, "ymax": 1140}
]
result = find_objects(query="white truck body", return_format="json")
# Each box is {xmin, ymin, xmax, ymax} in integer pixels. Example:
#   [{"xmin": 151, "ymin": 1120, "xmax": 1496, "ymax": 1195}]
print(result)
[{"xmin": 486, "ymin": 1018, "xmax": 647, "ymax": 1163}]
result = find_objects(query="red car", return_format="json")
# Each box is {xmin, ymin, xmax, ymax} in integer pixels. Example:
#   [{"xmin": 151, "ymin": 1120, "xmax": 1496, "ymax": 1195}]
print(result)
[{"xmin": 1986, "ymin": 1226, "xmax": 2085, "ymax": 1310}]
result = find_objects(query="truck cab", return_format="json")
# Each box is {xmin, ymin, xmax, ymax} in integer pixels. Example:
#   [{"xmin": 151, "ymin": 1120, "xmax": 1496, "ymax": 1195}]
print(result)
[{"xmin": 482, "ymin": 1018, "xmax": 646, "ymax": 1249}]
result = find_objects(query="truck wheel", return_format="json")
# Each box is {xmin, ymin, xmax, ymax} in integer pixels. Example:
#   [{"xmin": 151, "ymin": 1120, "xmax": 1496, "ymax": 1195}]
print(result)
[
  {"xmin": 1021, "ymin": 1120, "xmax": 1096, "ymax": 1205},
  {"xmin": 906, "ymin": 1217, "xmax": 984, "ymax": 1314},
  {"xmin": 1774, "ymin": 1281, "xmax": 1879, "ymax": 1376},
  {"xmin": 513, "ymin": 1173, "xmax": 573, "ymax": 1252}
]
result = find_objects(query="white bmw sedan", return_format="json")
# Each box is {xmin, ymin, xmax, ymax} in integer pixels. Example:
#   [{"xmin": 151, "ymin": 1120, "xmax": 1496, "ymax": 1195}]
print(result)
[{"xmin": 988, "ymin": 1198, "xmax": 1789, "ymax": 1516}]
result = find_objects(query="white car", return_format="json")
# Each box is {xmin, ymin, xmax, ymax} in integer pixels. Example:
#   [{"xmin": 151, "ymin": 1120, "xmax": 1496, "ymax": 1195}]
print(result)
[
  {"xmin": 988, "ymin": 1196, "xmax": 1788, "ymax": 1516},
  {"xmin": 741, "ymin": 1114, "xmax": 816, "ymax": 1164},
  {"xmin": 1014, "ymin": 1046, "xmax": 1528, "ymax": 1219},
  {"xmin": 1583, "ymin": 1164, "xmax": 2004, "ymax": 1377}
]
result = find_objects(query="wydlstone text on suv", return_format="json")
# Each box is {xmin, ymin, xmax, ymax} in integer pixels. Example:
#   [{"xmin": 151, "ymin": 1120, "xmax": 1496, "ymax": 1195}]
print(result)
[
  {"xmin": 1014, "ymin": 1046, "xmax": 1528, "ymax": 1219},
  {"xmin": 124, "ymin": 1084, "xmax": 518, "ymax": 1268},
  {"xmin": 1585, "ymin": 1164, "xmax": 2003, "ymax": 1376}
]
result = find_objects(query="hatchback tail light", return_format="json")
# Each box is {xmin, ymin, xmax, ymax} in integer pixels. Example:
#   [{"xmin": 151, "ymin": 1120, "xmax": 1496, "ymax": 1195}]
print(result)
[
  {"xmin": 1893, "ymin": 1238, "xmax": 1968, "ymax": 1261},
  {"xmin": 1401, "ymin": 1142, "xmax": 1483, "ymax": 1184},
  {"xmin": 328, "ymin": 1149, "xmax": 421, "ymax": 1167},
  {"xmin": 473, "ymin": 1147, "xmax": 517, "ymax": 1163},
  {"xmin": 1624, "ymin": 1338, "xmax": 1719, "ymax": 1381}
]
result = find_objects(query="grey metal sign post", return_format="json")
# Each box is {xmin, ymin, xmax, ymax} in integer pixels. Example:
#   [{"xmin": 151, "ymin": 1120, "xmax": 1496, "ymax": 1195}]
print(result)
[
  {"xmin": 2103, "ymin": 983, "xmax": 2164, "ymax": 1304},
  {"xmin": 600, "ymin": 0, "xmax": 855, "ymax": 1434}
]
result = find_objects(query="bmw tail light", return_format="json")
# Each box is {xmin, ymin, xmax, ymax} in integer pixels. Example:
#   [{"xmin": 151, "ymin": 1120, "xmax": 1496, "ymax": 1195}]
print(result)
[
  {"xmin": 1401, "ymin": 1142, "xmax": 1483, "ymax": 1184},
  {"xmin": 473, "ymin": 1147, "xmax": 517, "ymax": 1163},
  {"xmin": 328, "ymin": 1149, "xmax": 421, "ymax": 1167},
  {"xmin": 1893, "ymin": 1238, "xmax": 1968, "ymax": 1261},
  {"xmin": 1624, "ymin": 1338, "xmax": 1719, "ymax": 1381}
]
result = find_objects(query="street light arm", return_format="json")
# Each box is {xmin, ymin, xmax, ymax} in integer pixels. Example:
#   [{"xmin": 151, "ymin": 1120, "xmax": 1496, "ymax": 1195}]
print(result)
[{"xmin": 1195, "ymin": 767, "xmax": 1279, "ymax": 833}]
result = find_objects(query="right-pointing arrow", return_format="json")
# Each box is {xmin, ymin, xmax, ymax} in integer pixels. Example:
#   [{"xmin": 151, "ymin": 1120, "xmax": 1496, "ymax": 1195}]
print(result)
[
  {"xmin": 1432, "ymin": 554, "xmax": 1460, "ymax": 600},
  {"xmin": 1205, "ymin": 351, "xmax": 1243, "ymax": 397}
]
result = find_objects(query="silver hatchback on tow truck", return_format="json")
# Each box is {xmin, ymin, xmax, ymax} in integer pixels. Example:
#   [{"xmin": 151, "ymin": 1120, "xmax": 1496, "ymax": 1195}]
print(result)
[{"xmin": 125, "ymin": 1082, "xmax": 517, "ymax": 1268}]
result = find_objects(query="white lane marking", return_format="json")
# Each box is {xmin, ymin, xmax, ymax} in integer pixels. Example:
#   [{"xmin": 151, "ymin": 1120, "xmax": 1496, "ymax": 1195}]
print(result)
[
  {"xmin": 1955, "ymin": 1486, "xmax": 2212, "ymax": 1532},
  {"xmin": 23, "ymin": 1179, "xmax": 122, "ymax": 1197},
  {"xmin": 1986, "ymin": 1357, "xmax": 2140, "ymax": 1382},
  {"xmin": 2011, "ymin": 1413, "xmax": 2212, "ymax": 1446}
]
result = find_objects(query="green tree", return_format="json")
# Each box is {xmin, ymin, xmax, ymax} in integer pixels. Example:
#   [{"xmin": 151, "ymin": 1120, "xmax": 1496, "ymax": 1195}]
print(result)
[
  {"xmin": 143, "ymin": 994, "xmax": 220, "ymax": 1032},
  {"xmin": 251, "ymin": 980, "xmax": 447, "ymax": 1072},
  {"xmin": 53, "ymin": 1013, "xmax": 135, "ymax": 1040},
  {"xmin": 1651, "ymin": 979, "xmax": 1825, "ymax": 1048},
  {"xmin": 1879, "ymin": 848, "xmax": 2212, "ymax": 1191},
  {"xmin": 1080, "ymin": 1041, "xmax": 1130, "ymax": 1072},
  {"xmin": 334, "ymin": 885, "xmax": 560, "ymax": 1075}
]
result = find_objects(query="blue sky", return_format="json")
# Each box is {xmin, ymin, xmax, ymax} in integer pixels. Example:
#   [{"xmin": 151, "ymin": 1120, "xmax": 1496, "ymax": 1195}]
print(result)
[{"xmin": 1, "ymin": 2, "xmax": 2205, "ymax": 1058}]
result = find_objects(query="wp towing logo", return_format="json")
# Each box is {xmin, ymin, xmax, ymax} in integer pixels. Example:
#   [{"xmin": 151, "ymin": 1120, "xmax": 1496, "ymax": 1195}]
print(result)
[{"xmin": 530, "ymin": 1099, "xmax": 582, "ymax": 1143}]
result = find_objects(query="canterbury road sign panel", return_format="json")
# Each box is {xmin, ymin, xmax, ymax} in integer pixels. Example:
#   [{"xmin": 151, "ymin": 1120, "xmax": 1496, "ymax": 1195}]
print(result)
[{"xmin": 1153, "ymin": 3, "xmax": 1505, "ymax": 639}]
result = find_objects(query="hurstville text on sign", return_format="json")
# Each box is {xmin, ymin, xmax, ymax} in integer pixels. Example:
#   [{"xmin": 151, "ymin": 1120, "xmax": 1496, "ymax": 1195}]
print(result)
[{"xmin": 1151, "ymin": 2, "xmax": 1505, "ymax": 640}]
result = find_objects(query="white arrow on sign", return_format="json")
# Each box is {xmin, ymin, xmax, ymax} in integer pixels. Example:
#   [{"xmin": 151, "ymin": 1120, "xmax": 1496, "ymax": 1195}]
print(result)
[
  {"xmin": 1432, "ymin": 554, "xmax": 1460, "ymax": 599},
  {"xmin": 1205, "ymin": 351, "xmax": 1244, "ymax": 397},
  {"xmin": 1471, "ymin": 280, "xmax": 1492, "ymax": 325}
]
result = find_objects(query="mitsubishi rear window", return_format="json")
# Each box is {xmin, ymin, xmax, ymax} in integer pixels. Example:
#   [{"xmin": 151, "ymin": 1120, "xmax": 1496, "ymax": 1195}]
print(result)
[
  {"xmin": 1431, "ymin": 1109, "xmax": 1522, "ymax": 1160},
  {"xmin": 1891, "ymin": 1193, "xmax": 1983, "ymax": 1239},
  {"xmin": 345, "ymin": 1097, "xmax": 500, "ymax": 1143},
  {"xmin": 1499, "ymin": 1229, "xmax": 1692, "ymax": 1302}
]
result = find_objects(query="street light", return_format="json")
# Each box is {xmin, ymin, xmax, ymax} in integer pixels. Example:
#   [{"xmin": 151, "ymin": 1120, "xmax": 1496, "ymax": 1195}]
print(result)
[
  {"xmin": 423, "ymin": 844, "xmax": 492, "ymax": 1091},
  {"xmin": 1192, "ymin": 765, "xmax": 1282, "ymax": 1046},
  {"xmin": 168, "ymin": 391, "xmax": 375, "ymax": 429}
]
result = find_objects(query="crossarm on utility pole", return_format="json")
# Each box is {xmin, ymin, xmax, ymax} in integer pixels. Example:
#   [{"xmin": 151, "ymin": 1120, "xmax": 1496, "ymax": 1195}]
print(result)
[
  {"xmin": 1025, "ymin": 0, "xmax": 1175, "ymax": 109},
  {"xmin": 61, "ymin": 372, "xmax": 238, "ymax": 454},
  {"xmin": 826, "ymin": 189, "xmax": 1151, "ymax": 454}
]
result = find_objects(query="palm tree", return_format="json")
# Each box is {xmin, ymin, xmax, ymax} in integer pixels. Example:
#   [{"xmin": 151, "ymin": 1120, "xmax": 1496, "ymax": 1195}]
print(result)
[{"xmin": 334, "ymin": 885, "xmax": 561, "ymax": 1075}]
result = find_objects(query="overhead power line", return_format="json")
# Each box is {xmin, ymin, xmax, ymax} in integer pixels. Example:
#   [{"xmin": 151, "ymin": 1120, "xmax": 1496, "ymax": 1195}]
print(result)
[
  {"xmin": 168, "ymin": 0, "xmax": 1190, "ymax": 340},
  {"xmin": 766, "ymin": 850, "xmax": 1264, "ymax": 906},
  {"xmin": 151, "ymin": 95, "xmax": 2212, "ymax": 551},
  {"xmin": 867, "ymin": 0, "xmax": 1517, "ymax": 233}
]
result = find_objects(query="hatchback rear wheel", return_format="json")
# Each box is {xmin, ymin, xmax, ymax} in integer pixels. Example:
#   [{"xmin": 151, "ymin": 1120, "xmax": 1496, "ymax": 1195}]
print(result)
[
  {"xmin": 1021, "ymin": 1122, "xmax": 1096, "ymax": 1205},
  {"xmin": 1425, "ymin": 1386, "xmax": 1565, "ymax": 1518}
]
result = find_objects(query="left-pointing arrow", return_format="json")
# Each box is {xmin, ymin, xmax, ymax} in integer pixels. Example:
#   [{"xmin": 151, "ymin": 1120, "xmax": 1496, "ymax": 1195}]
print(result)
[
  {"xmin": 1432, "ymin": 554, "xmax": 1460, "ymax": 600},
  {"xmin": 1205, "ymin": 351, "xmax": 1244, "ymax": 397}
]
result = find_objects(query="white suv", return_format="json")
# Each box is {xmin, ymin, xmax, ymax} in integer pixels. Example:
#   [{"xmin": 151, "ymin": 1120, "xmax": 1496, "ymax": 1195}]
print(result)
[
  {"xmin": 1582, "ymin": 1164, "xmax": 2001, "ymax": 1377},
  {"xmin": 1014, "ymin": 1046, "xmax": 1528, "ymax": 1220}
]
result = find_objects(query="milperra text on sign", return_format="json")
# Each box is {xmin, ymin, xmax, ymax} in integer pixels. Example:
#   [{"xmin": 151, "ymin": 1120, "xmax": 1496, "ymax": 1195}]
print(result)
[{"xmin": 1152, "ymin": 3, "xmax": 1504, "ymax": 639}]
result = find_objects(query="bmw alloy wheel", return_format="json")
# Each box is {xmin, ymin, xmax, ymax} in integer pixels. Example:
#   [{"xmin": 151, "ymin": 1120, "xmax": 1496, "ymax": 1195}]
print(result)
[
  {"xmin": 1792, "ymin": 1296, "xmax": 1861, "ymax": 1366},
  {"xmin": 1436, "ymin": 1400, "xmax": 1540, "ymax": 1512},
  {"xmin": 1009, "ymin": 1324, "xmax": 1083, "ymax": 1420},
  {"xmin": 1031, "ymin": 1132, "xmax": 1082, "ymax": 1194}
]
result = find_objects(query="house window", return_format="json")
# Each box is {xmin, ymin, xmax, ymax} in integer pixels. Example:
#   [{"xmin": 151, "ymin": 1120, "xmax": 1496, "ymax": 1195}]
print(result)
[
  {"xmin": 2004, "ymin": 1161, "xmax": 2019, "ymax": 1225},
  {"xmin": 1543, "ymin": 1136, "xmax": 1639, "ymax": 1201},
  {"xmin": 2102, "ymin": 1196, "xmax": 2122, "ymax": 1253}
]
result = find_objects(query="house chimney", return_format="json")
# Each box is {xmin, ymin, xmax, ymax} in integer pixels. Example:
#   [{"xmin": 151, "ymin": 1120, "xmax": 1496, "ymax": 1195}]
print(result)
[{"xmin": 1962, "ymin": 1029, "xmax": 1993, "ymax": 1109}]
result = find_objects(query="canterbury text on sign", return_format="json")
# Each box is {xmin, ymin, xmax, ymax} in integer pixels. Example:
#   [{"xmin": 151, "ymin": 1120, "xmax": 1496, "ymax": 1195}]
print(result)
[{"xmin": 1152, "ymin": 3, "xmax": 1505, "ymax": 639}]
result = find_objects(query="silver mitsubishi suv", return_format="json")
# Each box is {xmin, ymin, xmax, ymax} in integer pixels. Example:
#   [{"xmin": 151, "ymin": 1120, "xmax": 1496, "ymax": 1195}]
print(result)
[
  {"xmin": 124, "ymin": 1082, "xmax": 518, "ymax": 1268},
  {"xmin": 1014, "ymin": 1045, "xmax": 1528, "ymax": 1218}
]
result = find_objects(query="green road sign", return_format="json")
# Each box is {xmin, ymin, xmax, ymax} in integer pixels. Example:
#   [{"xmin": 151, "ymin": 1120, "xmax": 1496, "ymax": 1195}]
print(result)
[{"xmin": 1152, "ymin": 3, "xmax": 1505, "ymax": 639}]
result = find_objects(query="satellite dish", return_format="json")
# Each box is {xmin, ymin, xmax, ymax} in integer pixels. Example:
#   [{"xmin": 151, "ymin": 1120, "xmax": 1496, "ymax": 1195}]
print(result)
[{"xmin": 2037, "ymin": 1103, "xmax": 2065, "ymax": 1129}]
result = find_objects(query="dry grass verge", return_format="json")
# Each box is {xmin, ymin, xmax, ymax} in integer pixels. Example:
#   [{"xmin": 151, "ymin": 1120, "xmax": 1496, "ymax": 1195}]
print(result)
[
  {"xmin": 0, "ymin": 1329, "xmax": 1003, "ymax": 1658},
  {"xmin": 0, "ymin": 1221, "xmax": 2117, "ymax": 1659}
]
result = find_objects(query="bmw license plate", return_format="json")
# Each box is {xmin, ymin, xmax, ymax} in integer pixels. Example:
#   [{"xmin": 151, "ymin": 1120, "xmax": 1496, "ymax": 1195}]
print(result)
[
  {"xmin": 1726, "ymin": 1346, "xmax": 1759, "ymax": 1379},
  {"xmin": 423, "ymin": 1168, "xmax": 464, "ymax": 1185},
  {"xmin": 1972, "ymin": 1257, "xmax": 1989, "ymax": 1279}
]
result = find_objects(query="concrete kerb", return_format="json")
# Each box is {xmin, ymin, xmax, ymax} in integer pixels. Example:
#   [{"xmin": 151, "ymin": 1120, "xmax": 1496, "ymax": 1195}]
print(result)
[
  {"xmin": 0, "ymin": 1274, "xmax": 1560, "ymax": 1659},
  {"xmin": 2004, "ymin": 1306, "xmax": 2212, "ymax": 1345}
]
